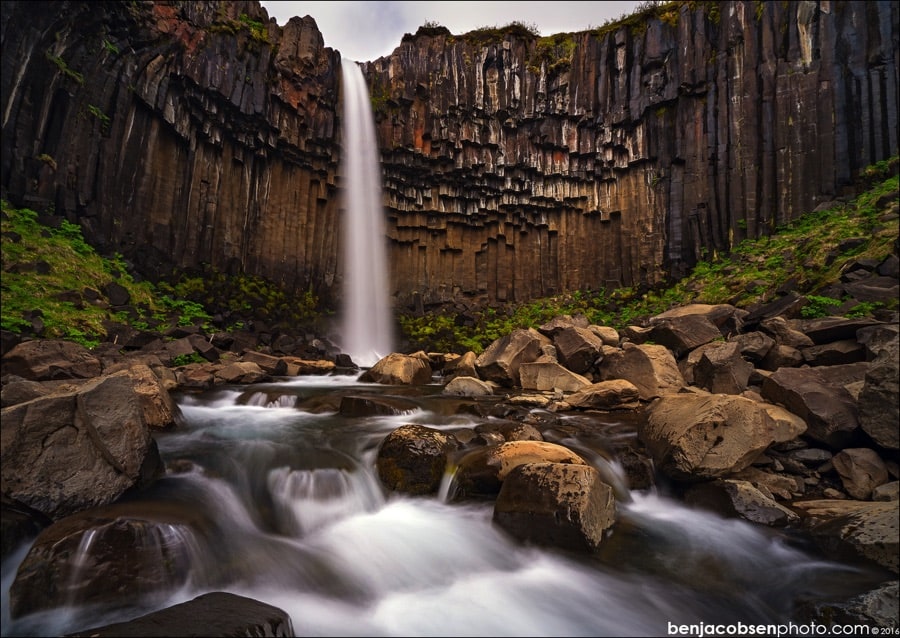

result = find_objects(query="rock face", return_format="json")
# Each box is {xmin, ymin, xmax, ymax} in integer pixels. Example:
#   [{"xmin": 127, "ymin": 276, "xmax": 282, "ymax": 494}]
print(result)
[
  {"xmin": 366, "ymin": 1, "xmax": 900, "ymax": 308},
  {"xmin": 1, "ymin": 1, "xmax": 898, "ymax": 313}
]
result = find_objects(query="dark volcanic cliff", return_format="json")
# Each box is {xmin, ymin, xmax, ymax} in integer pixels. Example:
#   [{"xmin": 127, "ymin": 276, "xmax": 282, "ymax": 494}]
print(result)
[{"xmin": 1, "ymin": 1, "xmax": 898, "ymax": 314}]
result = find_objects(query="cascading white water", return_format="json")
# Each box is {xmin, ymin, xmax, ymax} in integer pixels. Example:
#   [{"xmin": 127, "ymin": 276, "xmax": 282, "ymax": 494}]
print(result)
[
  {"xmin": 339, "ymin": 60, "xmax": 394, "ymax": 367},
  {"xmin": 1, "ymin": 377, "xmax": 886, "ymax": 638}
]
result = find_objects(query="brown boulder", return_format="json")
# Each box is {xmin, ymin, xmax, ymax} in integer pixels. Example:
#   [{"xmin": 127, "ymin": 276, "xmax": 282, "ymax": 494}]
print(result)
[
  {"xmin": 493, "ymin": 462, "xmax": 616, "ymax": 552},
  {"xmin": 1, "ymin": 339, "xmax": 101, "ymax": 381}
]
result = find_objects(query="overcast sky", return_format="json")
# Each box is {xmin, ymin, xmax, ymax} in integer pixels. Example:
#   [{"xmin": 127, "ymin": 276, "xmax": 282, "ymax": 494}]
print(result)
[{"xmin": 260, "ymin": 1, "xmax": 642, "ymax": 62}]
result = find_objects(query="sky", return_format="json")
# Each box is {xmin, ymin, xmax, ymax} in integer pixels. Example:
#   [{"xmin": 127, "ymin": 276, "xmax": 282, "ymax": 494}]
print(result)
[{"xmin": 260, "ymin": 1, "xmax": 642, "ymax": 62}]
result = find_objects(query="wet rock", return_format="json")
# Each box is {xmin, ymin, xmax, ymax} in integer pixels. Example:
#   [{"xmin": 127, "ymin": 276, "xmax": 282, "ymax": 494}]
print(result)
[
  {"xmin": 799, "ymin": 580, "xmax": 899, "ymax": 630},
  {"xmin": 443, "ymin": 375, "xmax": 494, "ymax": 396},
  {"xmin": 685, "ymin": 479, "xmax": 799, "ymax": 526},
  {"xmin": 494, "ymin": 462, "xmax": 616, "ymax": 552},
  {"xmin": 9, "ymin": 500, "xmax": 216, "ymax": 619},
  {"xmin": 471, "ymin": 421, "xmax": 542, "ymax": 446},
  {"xmin": 0, "ymin": 495, "xmax": 52, "ymax": 562},
  {"xmin": 339, "ymin": 394, "xmax": 420, "ymax": 417},
  {"xmin": 376, "ymin": 424, "xmax": 460, "ymax": 495},
  {"xmin": 564, "ymin": 379, "xmax": 642, "ymax": 410},
  {"xmin": 795, "ymin": 500, "xmax": 900, "ymax": 574},
  {"xmin": 65, "ymin": 591, "xmax": 294, "ymax": 637},
  {"xmin": 450, "ymin": 441, "xmax": 587, "ymax": 501}
]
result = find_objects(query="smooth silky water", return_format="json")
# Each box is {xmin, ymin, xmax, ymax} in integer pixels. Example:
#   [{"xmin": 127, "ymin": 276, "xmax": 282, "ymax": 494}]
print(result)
[
  {"xmin": 1, "ymin": 373, "xmax": 888, "ymax": 637},
  {"xmin": 338, "ymin": 60, "xmax": 394, "ymax": 367}
]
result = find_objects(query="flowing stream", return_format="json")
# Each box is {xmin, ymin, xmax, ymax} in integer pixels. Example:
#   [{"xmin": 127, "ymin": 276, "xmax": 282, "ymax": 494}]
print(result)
[
  {"xmin": 0, "ymin": 374, "xmax": 888, "ymax": 637},
  {"xmin": 338, "ymin": 60, "xmax": 394, "ymax": 367}
]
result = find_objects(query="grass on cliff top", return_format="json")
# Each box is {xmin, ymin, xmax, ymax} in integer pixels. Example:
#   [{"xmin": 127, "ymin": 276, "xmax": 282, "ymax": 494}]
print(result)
[{"xmin": 399, "ymin": 158, "xmax": 900, "ymax": 354}]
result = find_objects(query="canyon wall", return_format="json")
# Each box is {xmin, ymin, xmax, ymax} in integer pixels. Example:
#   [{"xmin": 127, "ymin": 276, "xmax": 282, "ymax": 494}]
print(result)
[
  {"xmin": 368, "ymin": 1, "xmax": 899, "ymax": 308},
  {"xmin": 1, "ymin": 1, "xmax": 897, "ymax": 314}
]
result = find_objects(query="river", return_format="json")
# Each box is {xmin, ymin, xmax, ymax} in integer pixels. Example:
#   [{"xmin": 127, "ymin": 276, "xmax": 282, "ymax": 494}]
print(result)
[{"xmin": 0, "ymin": 373, "xmax": 887, "ymax": 637}]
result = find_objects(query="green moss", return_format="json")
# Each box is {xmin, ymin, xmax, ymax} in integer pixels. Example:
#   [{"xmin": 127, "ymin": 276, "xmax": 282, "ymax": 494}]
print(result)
[
  {"xmin": 529, "ymin": 33, "xmax": 577, "ymax": 75},
  {"xmin": 46, "ymin": 50, "xmax": 84, "ymax": 84}
]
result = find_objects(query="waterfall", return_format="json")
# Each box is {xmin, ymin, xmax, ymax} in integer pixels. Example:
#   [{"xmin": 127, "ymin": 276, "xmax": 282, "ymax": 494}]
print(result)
[{"xmin": 339, "ymin": 60, "xmax": 394, "ymax": 367}]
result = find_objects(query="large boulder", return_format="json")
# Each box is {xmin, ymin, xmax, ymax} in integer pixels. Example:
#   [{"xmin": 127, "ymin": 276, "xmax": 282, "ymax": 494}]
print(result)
[
  {"xmin": 597, "ymin": 343, "xmax": 686, "ymax": 400},
  {"xmin": 761, "ymin": 366, "xmax": 860, "ymax": 448},
  {"xmin": 552, "ymin": 326, "xmax": 604, "ymax": 374},
  {"xmin": 66, "ymin": 592, "xmax": 294, "ymax": 637},
  {"xmin": 1, "ymin": 339, "xmax": 101, "ymax": 380},
  {"xmin": 358, "ymin": 352, "xmax": 433, "ymax": 385},
  {"xmin": 376, "ymin": 424, "xmax": 460, "ymax": 495},
  {"xmin": 831, "ymin": 448, "xmax": 890, "ymax": 500},
  {"xmin": 641, "ymin": 393, "xmax": 806, "ymax": 480},
  {"xmin": 692, "ymin": 341, "xmax": 753, "ymax": 395},
  {"xmin": 1, "ymin": 372, "xmax": 163, "ymax": 519},
  {"xmin": 647, "ymin": 314, "xmax": 723, "ymax": 358},
  {"xmin": 858, "ymin": 330, "xmax": 899, "ymax": 450},
  {"xmin": 493, "ymin": 462, "xmax": 616, "ymax": 552},
  {"xmin": 519, "ymin": 360, "xmax": 591, "ymax": 392},
  {"xmin": 8, "ymin": 500, "xmax": 213, "ymax": 619},
  {"xmin": 685, "ymin": 479, "xmax": 799, "ymax": 527},
  {"xmin": 794, "ymin": 500, "xmax": 899, "ymax": 574},
  {"xmin": 120, "ymin": 364, "xmax": 181, "ymax": 430},
  {"xmin": 564, "ymin": 379, "xmax": 642, "ymax": 410},
  {"xmin": 442, "ymin": 376, "xmax": 494, "ymax": 397},
  {"xmin": 450, "ymin": 441, "xmax": 587, "ymax": 501},
  {"xmin": 475, "ymin": 328, "xmax": 551, "ymax": 387}
]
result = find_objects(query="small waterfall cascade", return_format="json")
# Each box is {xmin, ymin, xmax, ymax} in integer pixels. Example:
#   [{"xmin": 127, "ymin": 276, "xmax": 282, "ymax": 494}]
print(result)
[{"xmin": 339, "ymin": 60, "xmax": 394, "ymax": 367}]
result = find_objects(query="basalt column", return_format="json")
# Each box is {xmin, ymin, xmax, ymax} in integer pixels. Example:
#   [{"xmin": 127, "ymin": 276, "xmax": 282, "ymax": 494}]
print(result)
[{"xmin": 365, "ymin": 1, "xmax": 899, "ymax": 310}]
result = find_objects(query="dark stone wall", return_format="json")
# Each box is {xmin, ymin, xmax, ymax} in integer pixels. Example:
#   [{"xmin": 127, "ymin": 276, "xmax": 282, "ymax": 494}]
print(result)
[
  {"xmin": 367, "ymin": 1, "xmax": 899, "ymax": 309},
  {"xmin": 1, "ymin": 1, "xmax": 343, "ymax": 302},
  {"xmin": 2, "ymin": 1, "xmax": 897, "ymax": 313}
]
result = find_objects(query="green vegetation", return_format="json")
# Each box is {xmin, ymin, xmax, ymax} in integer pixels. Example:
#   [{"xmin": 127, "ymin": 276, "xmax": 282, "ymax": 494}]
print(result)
[
  {"xmin": 449, "ymin": 20, "xmax": 540, "ymax": 47},
  {"xmin": 398, "ymin": 159, "xmax": 899, "ymax": 354},
  {"xmin": 46, "ymin": 50, "xmax": 84, "ymax": 84},
  {"xmin": 209, "ymin": 12, "xmax": 269, "ymax": 45},
  {"xmin": 2, "ymin": 159, "xmax": 896, "ymax": 356},
  {"xmin": 590, "ymin": 1, "xmax": 719, "ymax": 38},
  {"xmin": 368, "ymin": 77, "xmax": 393, "ymax": 116},
  {"xmin": 1, "ymin": 202, "xmax": 158, "ymax": 347},
  {"xmin": 0, "ymin": 200, "xmax": 322, "ymax": 347},
  {"xmin": 529, "ymin": 33, "xmax": 577, "ymax": 75},
  {"xmin": 86, "ymin": 104, "xmax": 111, "ymax": 131}
]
